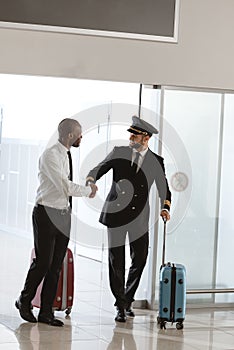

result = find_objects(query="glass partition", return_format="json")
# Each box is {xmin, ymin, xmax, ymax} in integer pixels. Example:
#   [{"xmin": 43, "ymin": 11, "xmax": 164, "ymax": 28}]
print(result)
[
  {"xmin": 155, "ymin": 89, "xmax": 222, "ymax": 304},
  {"xmin": 216, "ymin": 94, "xmax": 234, "ymax": 303}
]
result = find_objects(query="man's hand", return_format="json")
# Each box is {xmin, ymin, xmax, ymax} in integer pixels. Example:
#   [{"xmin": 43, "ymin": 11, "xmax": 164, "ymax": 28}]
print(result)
[
  {"xmin": 160, "ymin": 210, "xmax": 170, "ymax": 222},
  {"xmin": 89, "ymin": 183, "xmax": 98, "ymax": 198}
]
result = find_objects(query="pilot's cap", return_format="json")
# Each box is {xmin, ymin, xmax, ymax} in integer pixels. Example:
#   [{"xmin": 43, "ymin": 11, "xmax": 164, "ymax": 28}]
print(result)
[{"xmin": 127, "ymin": 116, "xmax": 159, "ymax": 137}]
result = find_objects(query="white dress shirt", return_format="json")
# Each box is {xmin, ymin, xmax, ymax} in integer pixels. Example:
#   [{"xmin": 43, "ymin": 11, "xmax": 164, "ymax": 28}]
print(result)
[{"xmin": 36, "ymin": 141, "xmax": 91, "ymax": 209}]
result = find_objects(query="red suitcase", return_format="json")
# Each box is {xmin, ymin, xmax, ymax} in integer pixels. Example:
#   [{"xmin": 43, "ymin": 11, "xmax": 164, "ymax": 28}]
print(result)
[{"xmin": 31, "ymin": 248, "xmax": 74, "ymax": 315}]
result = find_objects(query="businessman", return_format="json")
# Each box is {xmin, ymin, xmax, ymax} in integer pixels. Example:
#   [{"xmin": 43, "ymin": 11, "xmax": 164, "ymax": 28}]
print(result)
[{"xmin": 16, "ymin": 118, "xmax": 97, "ymax": 326}]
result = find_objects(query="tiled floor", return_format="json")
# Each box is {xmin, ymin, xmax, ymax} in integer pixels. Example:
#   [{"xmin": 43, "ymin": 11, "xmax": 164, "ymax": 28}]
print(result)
[{"xmin": 1, "ymin": 230, "xmax": 234, "ymax": 349}]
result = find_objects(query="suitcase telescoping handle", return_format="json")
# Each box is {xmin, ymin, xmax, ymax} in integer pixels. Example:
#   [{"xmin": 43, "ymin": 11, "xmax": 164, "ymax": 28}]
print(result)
[{"xmin": 162, "ymin": 217, "xmax": 167, "ymax": 266}]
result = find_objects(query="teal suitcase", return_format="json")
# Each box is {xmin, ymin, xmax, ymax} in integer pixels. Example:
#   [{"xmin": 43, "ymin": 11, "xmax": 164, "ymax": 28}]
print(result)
[{"xmin": 157, "ymin": 220, "xmax": 186, "ymax": 329}]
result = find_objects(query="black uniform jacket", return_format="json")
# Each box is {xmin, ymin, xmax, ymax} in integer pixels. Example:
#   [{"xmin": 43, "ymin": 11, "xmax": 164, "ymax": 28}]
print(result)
[{"xmin": 86, "ymin": 146, "xmax": 171, "ymax": 230}]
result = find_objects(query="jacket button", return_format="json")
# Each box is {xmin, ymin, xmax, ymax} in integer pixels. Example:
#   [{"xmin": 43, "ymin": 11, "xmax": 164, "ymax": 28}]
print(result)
[
  {"xmin": 132, "ymin": 207, "xmax": 136, "ymax": 210},
  {"xmin": 141, "ymin": 185, "xmax": 144, "ymax": 187},
  {"xmin": 134, "ymin": 194, "xmax": 138, "ymax": 197}
]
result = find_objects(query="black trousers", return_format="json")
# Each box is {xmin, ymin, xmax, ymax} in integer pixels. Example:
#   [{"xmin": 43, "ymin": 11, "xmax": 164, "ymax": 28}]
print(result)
[
  {"xmin": 20, "ymin": 205, "xmax": 70, "ymax": 313},
  {"xmin": 107, "ymin": 227, "xmax": 149, "ymax": 309}
]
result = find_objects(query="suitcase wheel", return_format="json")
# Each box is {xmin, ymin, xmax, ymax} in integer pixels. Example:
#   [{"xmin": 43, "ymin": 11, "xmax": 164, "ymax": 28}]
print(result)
[
  {"xmin": 176, "ymin": 322, "xmax": 183, "ymax": 330},
  {"xmin": 160, "ymin": 321, "xmax": 167, "ymax": 330},
  {"xmin": 65, "ymin": 307, "xmax": 72, "ymax": 316},
  {"xmin": 157, "ymin": 316, "xmax": 167, "ymax": 329}
]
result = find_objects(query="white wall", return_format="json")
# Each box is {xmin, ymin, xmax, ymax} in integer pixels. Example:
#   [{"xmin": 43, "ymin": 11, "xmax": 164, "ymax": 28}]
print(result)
[{"xmin": 0, "ymin": 0, "xmax": 234, "ymax": 90}]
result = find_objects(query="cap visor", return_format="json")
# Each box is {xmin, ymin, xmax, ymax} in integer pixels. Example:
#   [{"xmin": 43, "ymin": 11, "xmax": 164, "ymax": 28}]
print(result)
[{"xmin": 127, "ymin": 128, "xmax": 141, "ymax": 135}]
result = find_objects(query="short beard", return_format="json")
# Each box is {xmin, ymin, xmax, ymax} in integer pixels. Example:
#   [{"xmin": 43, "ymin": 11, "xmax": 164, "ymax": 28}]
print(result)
[
  {"xmin": 129, "ymin": 142, "xmax": 141, "ymax": 149},
  {"xmin": 72, "ymin": 142, "xmax": 80, "ymax": 148}
]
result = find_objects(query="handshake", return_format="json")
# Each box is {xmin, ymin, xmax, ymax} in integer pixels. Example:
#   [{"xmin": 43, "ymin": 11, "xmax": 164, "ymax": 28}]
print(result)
[{"xmin": 87, "ymin": 182, "xmax": 98, "ymax": 198}]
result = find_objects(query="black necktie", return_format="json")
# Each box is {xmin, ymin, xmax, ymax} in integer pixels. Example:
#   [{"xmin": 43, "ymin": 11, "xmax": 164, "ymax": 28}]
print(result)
[
  {"xmin": 67, "ymin": 151, "xmax": 73, "ymax": 208},
  {"xmin": 132, "ymin": 152, "xmax": 140, "ymax": 173}
]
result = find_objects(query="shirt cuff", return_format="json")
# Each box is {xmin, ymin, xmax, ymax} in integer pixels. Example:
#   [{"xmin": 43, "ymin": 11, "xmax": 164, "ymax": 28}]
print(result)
[
  {"xmin": 86, "ymin": 176, "xmax": 95, "ymax": 186},
  {"xmin": 85, "ymin": 185, "xmax": 92, "ymax": 197}
]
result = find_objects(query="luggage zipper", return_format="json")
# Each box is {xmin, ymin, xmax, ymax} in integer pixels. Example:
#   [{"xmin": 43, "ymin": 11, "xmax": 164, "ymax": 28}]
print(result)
[{"xmin": 170, "ymin": 264, "xmax": 176, "ymax": 323}]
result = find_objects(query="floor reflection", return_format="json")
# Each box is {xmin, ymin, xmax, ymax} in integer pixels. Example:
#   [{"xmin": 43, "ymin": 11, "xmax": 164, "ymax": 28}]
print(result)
[
  {"xmin": 156, "ymin": 329, "xmax": 184, "ymax": 350},
  {"xmin": 14, "ymin": 321, "xmax": 72, "ymax": 350},
  {"xmin": 107, "ymin": 325, "xmax": 137, "ymax": 350}
]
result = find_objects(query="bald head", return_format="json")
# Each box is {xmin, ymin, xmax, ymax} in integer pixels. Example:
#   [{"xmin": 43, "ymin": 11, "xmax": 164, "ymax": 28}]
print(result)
[
  {"xmin": 58, "ymin": 118, "xmax": 81, "ymax": 138},
  {"xmin": 58, "ymin": 118, "xmax": 82, "ymax": 149}
]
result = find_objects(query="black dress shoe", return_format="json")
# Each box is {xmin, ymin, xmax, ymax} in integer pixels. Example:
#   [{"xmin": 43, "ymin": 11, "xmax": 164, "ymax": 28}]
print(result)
[
  {"xmin": 115, "ymin": 309, "xmax": 126, "ymax": 323},
  {"xmin": 126, "ymin": 308, "xmax": 135, "ymax": 317},
  {"xmin": 15, "ymin": 299, "xmax": 37, "ymax": 323},
  {"xmin": 38, "ymin": 313, "xmax": 64, "ymax": 327}
]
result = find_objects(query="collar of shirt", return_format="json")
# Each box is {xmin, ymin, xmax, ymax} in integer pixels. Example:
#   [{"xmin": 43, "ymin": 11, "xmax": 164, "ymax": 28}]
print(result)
[
  {"xmin": 132, "ymin": 147, "xmax": 148, "ymax": 170},
  {"xmin": 57, "ymin": 141, "xmax": 69, "ymax": 154},
  {"xmin": 132, "ymin": 147, "xmax": 148, "ymax": 160}
]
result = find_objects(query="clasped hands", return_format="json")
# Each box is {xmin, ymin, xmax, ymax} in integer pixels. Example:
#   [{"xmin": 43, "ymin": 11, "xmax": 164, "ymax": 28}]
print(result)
[{"xmin": 89, "ymin": 183, "xmax": 98, "ymax": 198}]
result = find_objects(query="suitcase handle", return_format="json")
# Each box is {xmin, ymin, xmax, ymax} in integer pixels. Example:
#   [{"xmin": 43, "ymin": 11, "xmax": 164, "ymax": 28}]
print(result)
[{"xmin": 162, "ymin": 217, "xmax": 167, "ymax": 266}]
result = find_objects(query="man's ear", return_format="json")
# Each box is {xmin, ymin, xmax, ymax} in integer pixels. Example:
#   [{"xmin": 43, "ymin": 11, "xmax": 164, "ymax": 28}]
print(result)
[{"xmin": 144, "ymin": 135, "xmax": 150, "ymax": 142}]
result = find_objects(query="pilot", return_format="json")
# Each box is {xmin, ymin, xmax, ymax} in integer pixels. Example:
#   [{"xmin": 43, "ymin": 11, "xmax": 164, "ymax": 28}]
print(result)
[{"xmin": 86, "ymin": 115, "xmax": 171, "ymax": 322}]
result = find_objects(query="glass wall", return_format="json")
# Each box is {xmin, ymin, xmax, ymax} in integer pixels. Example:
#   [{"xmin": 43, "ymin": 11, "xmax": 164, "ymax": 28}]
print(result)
[
  {"xmin": 216, "ymin": 94, "xmax": 234, "ymax": 303},
  {"xmin": 154, "ymin": 88, "xmax": 234, "ymax": 306}
]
